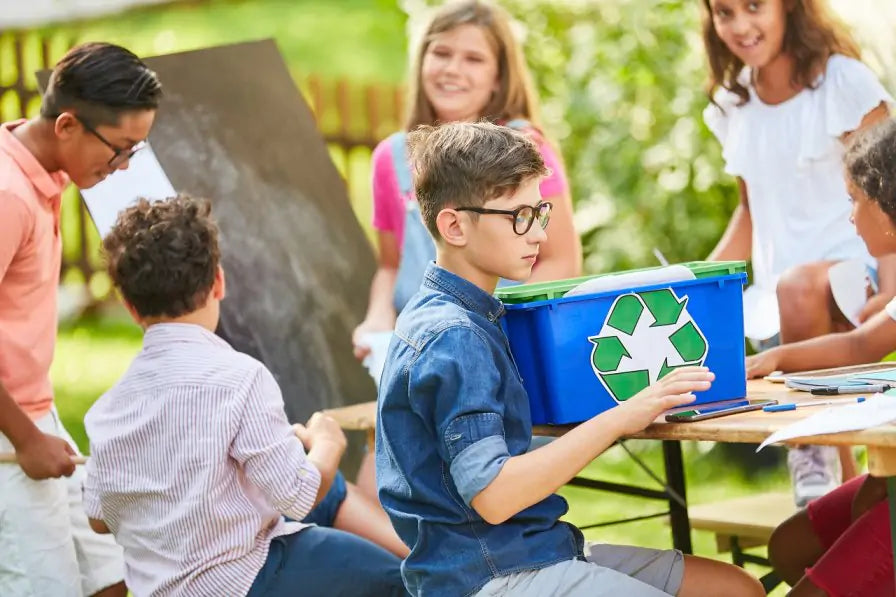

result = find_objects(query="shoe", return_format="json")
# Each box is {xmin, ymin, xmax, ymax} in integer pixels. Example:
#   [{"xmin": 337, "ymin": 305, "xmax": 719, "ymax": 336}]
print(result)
[{"xmin": 788, "ymin": 445, "xmax": 840, "ymax": 507}]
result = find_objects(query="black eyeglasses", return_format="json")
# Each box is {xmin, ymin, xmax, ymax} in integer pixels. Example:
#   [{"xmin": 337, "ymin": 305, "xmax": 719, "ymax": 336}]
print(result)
[
  {"xmin": 456, "ymin": 201, "xmax": 553, "ymax": 235},
  {"xmin": 74, "ymin": 115, "xmax": 146, "ymax": 169}
]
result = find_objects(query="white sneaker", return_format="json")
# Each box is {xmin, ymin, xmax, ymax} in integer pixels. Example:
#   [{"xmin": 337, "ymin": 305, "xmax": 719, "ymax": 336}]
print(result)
[{"xmin": 788, "ymin": 445, "xmax": 840, "ymax": 507}]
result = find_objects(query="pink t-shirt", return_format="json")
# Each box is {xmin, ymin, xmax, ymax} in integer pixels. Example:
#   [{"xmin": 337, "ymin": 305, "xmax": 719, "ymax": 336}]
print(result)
[
  {"xmin": 371, "ymin": 126, "xmax": 569, "ymax": 247},
  {"xmin": 0, "ymin": 120, "xmax": 69, "ymax": 420}
]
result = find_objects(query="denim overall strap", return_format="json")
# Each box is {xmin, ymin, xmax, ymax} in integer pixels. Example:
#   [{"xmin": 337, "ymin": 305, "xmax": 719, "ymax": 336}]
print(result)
[
  {"xmin": 503, "ymin": 118, "xmax": 531, "ymax": 131},
  {"xmin": 390, "ymin": 132, "xmax": 437, "ymax": 312}
]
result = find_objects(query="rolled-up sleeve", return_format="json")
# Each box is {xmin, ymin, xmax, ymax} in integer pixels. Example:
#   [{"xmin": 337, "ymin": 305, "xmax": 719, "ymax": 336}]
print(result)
[
  {"xmin": 230, "ymin": 366, "xmax": 321, "ymax": 521},
  {"xmin": 410, "ymin": 326, "xmax": 510, "ymax": 506},
  {"xmin": 82, "ymin": 457, "xmax": 104, "ymax": 520}
]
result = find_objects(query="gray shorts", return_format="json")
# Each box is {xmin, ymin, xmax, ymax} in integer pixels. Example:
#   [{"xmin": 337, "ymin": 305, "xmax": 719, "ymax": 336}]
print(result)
[{"xmin": 474, "ymin": 543, "xmax": 684, "ymax": 597}]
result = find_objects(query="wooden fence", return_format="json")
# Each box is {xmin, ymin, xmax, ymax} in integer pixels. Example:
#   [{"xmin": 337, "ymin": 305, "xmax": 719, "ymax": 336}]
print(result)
[{"xmin": 0, "ymin": 32, "xmax": 404, "ymax": 311}]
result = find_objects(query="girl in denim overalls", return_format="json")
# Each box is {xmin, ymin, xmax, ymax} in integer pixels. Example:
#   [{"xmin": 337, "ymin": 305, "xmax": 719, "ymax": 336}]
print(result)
[{"xmin": 353, "ymin": 0, "xmax": 581, "ymax": 358}]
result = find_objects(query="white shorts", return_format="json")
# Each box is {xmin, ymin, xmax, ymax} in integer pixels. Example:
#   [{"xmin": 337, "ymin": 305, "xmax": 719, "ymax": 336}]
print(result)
[
  {"xmin": 0, "ymin": 409, "xmax": 124, "ymax": 597},
  {"xmin": 475, "ymin": 543, "xmax": 684, "ymax": 596}
]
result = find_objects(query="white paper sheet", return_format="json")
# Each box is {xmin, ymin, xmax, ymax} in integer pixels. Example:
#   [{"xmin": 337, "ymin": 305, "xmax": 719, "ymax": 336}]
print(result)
[
  {"xmin": 79, "ymin": 142, "xmax": 176, "ymax": 238},
  {"xmin": 359, "ymin": 331, "xmax": 393, "ymax": 388},
  {"xmin": 829, "ymin": 258, "xmax": 876, "ymax": 328},
  {"xmin": 742, "ymin": 285, "xmax": 781, "ymax": 342},
  {"xmin": 757, "ymin": 394, "xmax": 896, "ymax": 451},
  {"xmin": 564, "ymin": 265, "xmax": 695, "ymax": 298}
]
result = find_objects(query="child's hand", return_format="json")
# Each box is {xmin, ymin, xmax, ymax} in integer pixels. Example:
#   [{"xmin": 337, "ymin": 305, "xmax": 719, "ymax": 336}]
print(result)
[
  {"xmin": 352, "ymin": 318, "xmax": 394, "ymax": 361},
  {"xmin": 302, "ymin": 412, "xmax": 347, "ymax": 455},
  {"xmin": 17, "ymin": 432, "xmax": 78, "ymax": 480},
  {"xmin": 746, "ymin": 349, "xmax": 780, "ymax": 379},
  {"xmin": 612, "ymin": 367, "xmax": 714, "ymax": 436}
]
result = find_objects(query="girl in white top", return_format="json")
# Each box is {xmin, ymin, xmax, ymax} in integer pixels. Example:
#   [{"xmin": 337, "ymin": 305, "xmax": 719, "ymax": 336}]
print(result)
[
  {"xmin": 701, "ymin": 0, "xmax": 893, "ymax": 508},
  {"xmin": 702, "ymin": 0, "xmax": 892, "ymax": 347}
]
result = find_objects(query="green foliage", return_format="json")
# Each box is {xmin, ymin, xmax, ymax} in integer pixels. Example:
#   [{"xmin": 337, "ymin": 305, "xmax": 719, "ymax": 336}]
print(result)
[
  {"xmin": 496, "ymin": 0, "xmax": 737, "ymax": 273},
  {"xmin": 34, "ymin": 0, "xmax": 409, "ymax": 84}
]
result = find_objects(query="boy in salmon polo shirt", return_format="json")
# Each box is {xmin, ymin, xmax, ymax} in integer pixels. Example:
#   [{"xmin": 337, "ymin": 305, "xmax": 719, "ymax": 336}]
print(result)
[{"xmin": 0, "ymin": 42, "xmax": 162, "ymax": 597}]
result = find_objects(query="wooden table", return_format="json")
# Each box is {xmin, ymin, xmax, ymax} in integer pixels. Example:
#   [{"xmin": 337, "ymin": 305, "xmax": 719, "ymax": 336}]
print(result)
[
  {"xmin": 534, "ymin": 380, "xmax": 896, "ymax": 556},
  {"xmin": 326, "ymin": 380, "xmax": 896, "ymax": 575}
]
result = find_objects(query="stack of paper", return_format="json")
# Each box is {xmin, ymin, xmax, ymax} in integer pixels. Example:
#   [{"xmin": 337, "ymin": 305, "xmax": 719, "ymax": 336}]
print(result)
[{"xmin": 784, "ymin": 366, "xmax": 896, "ymax": 392}]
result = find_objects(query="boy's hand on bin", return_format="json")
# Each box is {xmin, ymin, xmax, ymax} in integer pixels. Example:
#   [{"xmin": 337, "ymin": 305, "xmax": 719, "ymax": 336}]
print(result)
[{"xmin": 613, "ymin": 367, "xmax": 714, "ymax": 435}]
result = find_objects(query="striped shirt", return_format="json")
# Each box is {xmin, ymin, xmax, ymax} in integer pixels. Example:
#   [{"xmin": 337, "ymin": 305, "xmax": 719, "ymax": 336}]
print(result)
[{"xmin": 83, "ymin": 323, "xmax": 321, "ymax": 597}]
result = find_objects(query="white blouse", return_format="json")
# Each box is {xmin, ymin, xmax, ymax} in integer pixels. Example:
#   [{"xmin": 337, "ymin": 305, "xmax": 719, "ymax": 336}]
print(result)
[{"xmin": 704, "ymin": 54, "xmax": 893, "ymax": 340}]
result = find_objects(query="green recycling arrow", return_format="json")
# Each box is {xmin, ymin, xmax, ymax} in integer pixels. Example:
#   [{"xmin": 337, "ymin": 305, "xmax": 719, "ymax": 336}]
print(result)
[
  {"xmin": 669, "ymin": 321, "xmax": 707, "ymax": 362},
  {"xmin": 658, "ymin": 357, "xmax": 691, "ymax": 379},
  {"xmin": 606, "ymin": 294, "xmax": 643, "ymax": 335},
  {"xmin": 589, "ymin": 335, "xmax": 631, "ymax": 372},
  {"xmin": 641, "ymin": 289, "xmax": 688, "ymax": 327},
  {"xmin": 601, "ymin": 370, "xmax": 650, "ymax": 401}
]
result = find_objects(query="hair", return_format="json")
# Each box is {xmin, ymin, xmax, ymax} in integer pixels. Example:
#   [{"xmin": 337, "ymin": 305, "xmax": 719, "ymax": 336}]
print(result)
[
  {"xmin": 845, "ymin": 119, "xmax": 896, "ymax": 225},
  {"xmin": 404, "ymin": 0, "xmax": 540, "ymax": 130},
  {"xmin": 407, "ymin": 121, "xmax": 548, "ymax": 238},
  {"xmin": 701, "ymin": 0, "xmax": 861, "ymax": 105},
  {"xmin": 41, "ymin": 42, "xmax": 163, "ymax": 126},
  {"xmin": 102, "ymin": 195, "xmax": 220, "ymax": 319}
]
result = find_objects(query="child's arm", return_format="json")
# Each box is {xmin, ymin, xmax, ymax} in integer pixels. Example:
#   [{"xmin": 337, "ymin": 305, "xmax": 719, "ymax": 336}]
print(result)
[
  {"xmin": 291, "ymin": 413, "xmax": 347, "ymax": 506},
  {"xmin": 469, "ymin": 368, "xmax": 711, "ymax": 524},
  {"xmin": 746, "ymin": 309, "xmax": 896, "ymax": 378},
  {"xmin": 527, "ymin": 139, "xmax": 581, "ymax": 283},
  {"xmin": 750, "ymin": 308, "xmax": 896, "ymax": 376},
  {"xmin": 352, "ymin": 231, "xmax": 400, "ymax": 360},
  {"xmin": 859, "ymin": 254, "xmax": 896, "ymax": 323},
  {"xmin": 708, "ymin": 178, "xmax": 752, "ymax": 261},
  {"xmin": 82, "ymin": 454, "xmax": 112, "ymax": 534},
  {"xmin": 230, "ymin": 367, "xmax": 326, "ymax": 520},
  {"xmin": 851, "ymin": 475, "xmax": 888, "ymax": 522},
  {"xmin": 88, "ymin": 518, "xmax": 111, "ymax": 534}
]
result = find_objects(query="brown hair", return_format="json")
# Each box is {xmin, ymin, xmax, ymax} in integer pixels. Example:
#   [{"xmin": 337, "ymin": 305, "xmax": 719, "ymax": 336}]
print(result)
[
  {"xmin": 701, "ymin": 0, "xmax": 861, "ymax": 105},
  {"xmin": 407, "ymin": 121, "xmax": 548, "ymax": 238},
  {"xmin": 405, "ymin": 0, "xmax": 540, "ymax": 130},
  {"xmin": 103, "ymin": 194, "xmax": 220, "ymax": 318},
  {"xmin": 845, "ymin": 119, "xmax": 896, "ymax": 225}
]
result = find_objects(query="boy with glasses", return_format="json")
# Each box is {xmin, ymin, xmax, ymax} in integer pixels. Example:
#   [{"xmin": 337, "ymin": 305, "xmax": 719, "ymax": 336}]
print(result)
[
  {"xmin": 0, "ymin": 42, "xmax": 161, "ymax": 597},
  {"xmin": 375, "ymin": 122, "xmax": 764, "ymax": 597}
]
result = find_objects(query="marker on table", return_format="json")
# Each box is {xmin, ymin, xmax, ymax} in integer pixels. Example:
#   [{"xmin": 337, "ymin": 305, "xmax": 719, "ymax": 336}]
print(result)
[
  {"xmin": 810, "ymin": 384, "xmax": 892, "ymax": 396},
  {"xmin": 764, "ymin": 397, "xmax": 866, "ymax": 412}
]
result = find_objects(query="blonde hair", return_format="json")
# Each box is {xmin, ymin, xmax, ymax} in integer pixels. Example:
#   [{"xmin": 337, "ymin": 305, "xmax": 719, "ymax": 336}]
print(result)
[
  {"xmin": 701, "ymin": 0, "xmax": 861, "ymax": 105},
  {"xmin": 404, "ymin": 0, "xmax": 541, "ymax": 130}
]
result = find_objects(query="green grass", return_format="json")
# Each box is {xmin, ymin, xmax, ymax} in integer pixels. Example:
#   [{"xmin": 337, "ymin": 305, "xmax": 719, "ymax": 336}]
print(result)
[
  {"xmin": 52, "ymin": 316, "xmax": 793, "ymax": 594},
  {"xmin": 52, "ymin": 308, "xmax": 143, "ymax": 452}
]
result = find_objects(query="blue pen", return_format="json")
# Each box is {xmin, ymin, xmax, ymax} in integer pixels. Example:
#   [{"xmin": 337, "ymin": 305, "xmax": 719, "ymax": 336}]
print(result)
[
  {"xmin": 764, "ymin": 396, "xmax": 867, "ymax": 412},
  {"xmin": 810, "ymin": 384, "xmax": 891, "ymax": 395}
]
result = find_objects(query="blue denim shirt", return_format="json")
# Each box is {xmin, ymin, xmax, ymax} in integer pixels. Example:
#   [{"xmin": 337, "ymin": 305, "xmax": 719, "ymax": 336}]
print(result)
[{"xmin": 376, "ymin": 263, "xmax": 583, "ymax": 597}]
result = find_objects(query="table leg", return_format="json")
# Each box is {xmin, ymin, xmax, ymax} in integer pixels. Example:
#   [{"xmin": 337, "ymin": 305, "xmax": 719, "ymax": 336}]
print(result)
[
  {"xmin": 662, "ymin": 440, "xmax": 692, "ymax": 554},
  {"xmin": 889, "ymin": 477, "xmax": 896, "ymax": 591}
]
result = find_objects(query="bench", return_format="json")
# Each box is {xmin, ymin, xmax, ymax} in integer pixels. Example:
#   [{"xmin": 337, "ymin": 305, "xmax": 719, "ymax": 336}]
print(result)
[{"xmin": 686, "ymin": 491, "xmax": 795, "ymax": 592}]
